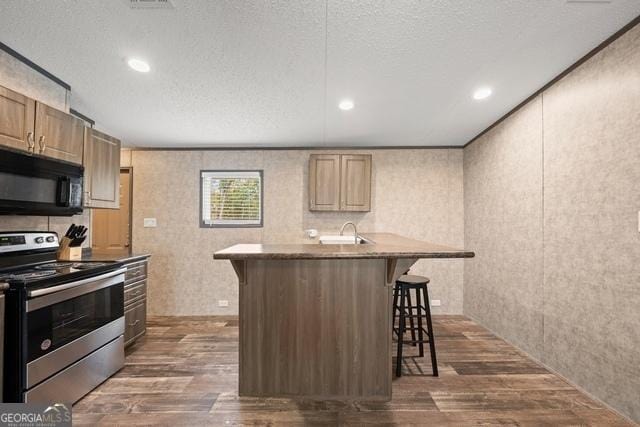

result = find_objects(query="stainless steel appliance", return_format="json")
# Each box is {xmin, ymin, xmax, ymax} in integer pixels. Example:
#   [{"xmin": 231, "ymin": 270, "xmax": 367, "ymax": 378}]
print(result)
[
  {"xmin": 0, "ymin": 232, "xmax": 125, "ymax": 403},
  {"xmin": 0, "ymin": 281, "xmax": 7, "ymax": 402},
  {"xmin": 0, "ymin": 148, "xmax": 83, "ymax": 216}
]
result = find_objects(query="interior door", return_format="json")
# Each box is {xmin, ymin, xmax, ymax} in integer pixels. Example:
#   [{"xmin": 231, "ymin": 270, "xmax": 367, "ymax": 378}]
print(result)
[
  {"xmin": 0, "ymin": 85, "xmax": 35, "ymax": 154},
  {"xmin": 92, "ymin": 169, "xmax": 132, "ymax": 253},
  {"xmin": 309, "ymin": 154, "xmax": 341, "ymax": 211},
  {"xmin": 340, "ymin": 154, "xmax": 371, "ymax": 211},
  {"xmin": 34, "ymin": 102, "xmax": 84, "ymax": 165}
]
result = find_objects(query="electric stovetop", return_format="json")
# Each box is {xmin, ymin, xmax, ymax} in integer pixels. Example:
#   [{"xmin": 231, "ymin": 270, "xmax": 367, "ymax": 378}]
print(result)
[{"xmin": 0, "ymin": 260, "xmax": 125, "ymax": 292}]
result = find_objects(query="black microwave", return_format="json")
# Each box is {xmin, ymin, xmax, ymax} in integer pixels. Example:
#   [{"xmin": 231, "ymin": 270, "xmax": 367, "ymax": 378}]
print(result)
[{"xmin": 0, "ymin": 148, "xmax": 83, "ymax": 216}]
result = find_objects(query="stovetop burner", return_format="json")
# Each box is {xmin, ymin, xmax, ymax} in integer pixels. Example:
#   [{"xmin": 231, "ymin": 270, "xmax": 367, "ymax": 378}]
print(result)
[
  {"xmin": 33, "ymin": 261, "xmax": 111, "ymax": 271},
  {"xmin": 0, "ymin": 270, "xmax": 57, "ymax": 282},
  {"xmin": 34, "ymin": 262, "xmax": 73, "ymax": 270},
  {"xmin": 72, "ymin": 262, "xmax": 110, "ymax": 270}
]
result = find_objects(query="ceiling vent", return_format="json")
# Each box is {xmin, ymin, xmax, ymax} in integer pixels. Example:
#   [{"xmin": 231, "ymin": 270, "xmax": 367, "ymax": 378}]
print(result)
[{"xmin": 129, "ymin": 0, "xmax": 175, "ymax": 9}]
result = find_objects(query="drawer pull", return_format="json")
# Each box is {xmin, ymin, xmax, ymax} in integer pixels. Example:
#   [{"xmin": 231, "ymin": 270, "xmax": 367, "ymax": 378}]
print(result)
[{"xmin": 128, "ymin": 319, "xmax": 141, "ymax": 327}]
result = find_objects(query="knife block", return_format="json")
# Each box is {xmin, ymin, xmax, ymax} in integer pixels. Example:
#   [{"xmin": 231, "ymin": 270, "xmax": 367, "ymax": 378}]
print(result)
[{"xmin": 58, "ymin": 237, "xmax": 82, "ymax": 261}]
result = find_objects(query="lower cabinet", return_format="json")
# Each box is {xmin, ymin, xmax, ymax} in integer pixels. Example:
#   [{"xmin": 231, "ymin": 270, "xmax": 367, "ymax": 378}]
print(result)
[
  {"xmin": 124, "ymin": 299, "xmax": 146, "ymax": 346},
  {"xmin": 123, "ymin": 258, "xmax": 149, "ymax": 346}
]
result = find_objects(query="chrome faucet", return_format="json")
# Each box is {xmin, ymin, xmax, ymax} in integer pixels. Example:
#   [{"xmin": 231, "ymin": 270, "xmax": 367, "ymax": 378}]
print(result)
[{"xmin": 340, "ymin": 222, "xmax": 358, "ymax": 244}]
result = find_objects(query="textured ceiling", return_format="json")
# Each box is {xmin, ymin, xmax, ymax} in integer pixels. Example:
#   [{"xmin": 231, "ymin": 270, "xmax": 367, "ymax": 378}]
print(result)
[{"xmin": 0, "ymin": 0, "xmax": 639, "ymax": 147}]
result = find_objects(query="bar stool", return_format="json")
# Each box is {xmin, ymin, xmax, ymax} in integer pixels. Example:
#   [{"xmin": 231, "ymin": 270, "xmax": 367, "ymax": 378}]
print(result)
[{"xmin": 393, "ymin": 274, "xmax": 438, "ymax": 377}]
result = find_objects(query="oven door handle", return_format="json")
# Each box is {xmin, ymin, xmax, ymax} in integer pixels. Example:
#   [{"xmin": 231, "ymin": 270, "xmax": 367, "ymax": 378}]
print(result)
[{"xmin": 26, "ymin": 268, "xmax": 126, "ymax": 312}]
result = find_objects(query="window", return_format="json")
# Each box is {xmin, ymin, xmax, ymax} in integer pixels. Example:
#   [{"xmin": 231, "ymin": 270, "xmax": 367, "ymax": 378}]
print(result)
[{"xmin": 200, "ymin": 170, "xmax": 263, "ymax": 227}]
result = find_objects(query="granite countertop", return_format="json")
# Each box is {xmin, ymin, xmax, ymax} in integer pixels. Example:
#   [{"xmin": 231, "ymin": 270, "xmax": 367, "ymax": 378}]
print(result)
[
  {"xmin": 81, "ymin": 250, "xmax": 151, "ymax": 263},
  {"xmin": 213, "ymin": 232, "xmax": 474, "ymax": 260}
]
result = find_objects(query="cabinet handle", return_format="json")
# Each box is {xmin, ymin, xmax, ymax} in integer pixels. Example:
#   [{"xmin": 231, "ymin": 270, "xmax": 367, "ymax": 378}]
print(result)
[
  {"xmin": 128, "ymin": 319, "xmax": 141, "ymax": 327},
  {"xmin": 38, "ymin": 135, "xmax": 46, "ymax": 154},
  {"xmin": 27, "ymin": 132, "xmax": 35, "ymax": 153}
]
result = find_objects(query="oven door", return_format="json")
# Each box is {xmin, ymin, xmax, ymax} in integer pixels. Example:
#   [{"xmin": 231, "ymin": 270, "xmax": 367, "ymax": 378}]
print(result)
[{"xmin": 24, "ymin": 269, "xmax": 125, "ymax": 388}]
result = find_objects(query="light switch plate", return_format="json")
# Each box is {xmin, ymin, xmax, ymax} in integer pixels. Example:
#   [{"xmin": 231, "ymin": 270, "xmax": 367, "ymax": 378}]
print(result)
[
  {"xmin": 143, "ymin": 218, "xmax": 157, "ymax": 228},
  {"xmin": 218, "ymin": 300, "xmax": 229, "ymax": 307},
  {"xmin": 431, "ymin": 299, "xmax": 441, "ymax": 307}
]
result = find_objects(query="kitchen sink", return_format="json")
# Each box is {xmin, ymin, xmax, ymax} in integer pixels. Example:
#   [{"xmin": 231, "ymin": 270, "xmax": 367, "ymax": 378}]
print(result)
[{"xmin": 318, "ymin": 235, "xmax": 372, "ymax": 245}]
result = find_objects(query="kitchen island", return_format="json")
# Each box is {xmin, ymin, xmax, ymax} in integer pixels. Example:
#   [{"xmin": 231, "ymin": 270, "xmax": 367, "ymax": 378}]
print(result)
[{"xmin": 214, "ymin": 233, "xmax": 474, "ymax": 401}]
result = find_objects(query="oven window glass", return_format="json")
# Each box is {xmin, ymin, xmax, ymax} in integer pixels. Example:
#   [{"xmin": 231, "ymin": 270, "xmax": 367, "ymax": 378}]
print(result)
[{"xmin": 26, "ymin": 283, "xmax": 124, "ymax": 363}]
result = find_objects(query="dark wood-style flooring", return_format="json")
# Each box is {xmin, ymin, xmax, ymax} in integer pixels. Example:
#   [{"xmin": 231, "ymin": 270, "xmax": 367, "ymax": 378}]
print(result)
[{"xmin": 73, "ymin": 316, "xmax": 633, "ymax": 426}]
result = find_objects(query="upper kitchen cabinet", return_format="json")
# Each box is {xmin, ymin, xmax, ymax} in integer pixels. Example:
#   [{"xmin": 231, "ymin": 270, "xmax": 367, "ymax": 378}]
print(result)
[
  {"xmin": 309, "ymin": 154, "xmax": 371, "ymax": 212},
  {"xmin": 83, "ymin": 128, "xmax": 121, "ymax": 209},
  {"xmin": 340, "ymin": 154, "xmax": 371, "ymax": 211},
  {"xmin": 34, "ymin": 102, "xmax": 85, "ymax": 165},
  {"xmin": 309, "ymin": 154, "xmax": 341, "ymax": 211},
  {"xmin": 0, "ymin": 85, "xmax": 35, "ymax": 154}
]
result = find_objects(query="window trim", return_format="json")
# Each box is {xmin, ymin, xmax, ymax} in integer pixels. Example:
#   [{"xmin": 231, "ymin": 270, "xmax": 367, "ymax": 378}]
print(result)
[{"xmin": 199, "ymin": 169, "xmax": 264, "ymax": 228}]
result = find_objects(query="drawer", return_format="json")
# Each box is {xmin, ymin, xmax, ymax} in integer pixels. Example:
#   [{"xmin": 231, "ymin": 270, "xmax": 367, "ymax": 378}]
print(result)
[
  {"xmin": 124, "ymin": 299, "xmax": 146, "ymax": 346},
  {"xmin": 125, "ymin": 261, "xmax": 147, "ymax": 284},
  {"xmin": 124, "ymin": 280, "xmax": 146, "ymax": 306}
]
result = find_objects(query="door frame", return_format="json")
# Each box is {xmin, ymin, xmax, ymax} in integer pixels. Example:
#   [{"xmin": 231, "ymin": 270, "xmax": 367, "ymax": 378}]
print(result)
[{"xmin": 121, "ymin": 167, "xmax": 133, "ymax": 250}]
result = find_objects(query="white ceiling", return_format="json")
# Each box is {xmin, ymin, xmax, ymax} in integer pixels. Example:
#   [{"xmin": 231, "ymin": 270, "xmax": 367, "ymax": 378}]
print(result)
[{"xmin": 1, "ymin": 0, "xmax": 639, "ymax": 147}]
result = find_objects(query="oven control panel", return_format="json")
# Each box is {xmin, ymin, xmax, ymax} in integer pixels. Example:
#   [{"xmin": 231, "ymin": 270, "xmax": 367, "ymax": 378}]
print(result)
[{"xmin": 0, "ymin": 232, "xmax": 59, "ymax": 253}]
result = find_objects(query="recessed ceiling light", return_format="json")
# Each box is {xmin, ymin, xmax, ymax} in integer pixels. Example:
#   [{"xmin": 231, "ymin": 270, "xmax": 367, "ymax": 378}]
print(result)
[
  {"xmin": 128, "ymin": 58, "xmax": 150, "ymax": 73},
  {"xmin": 473, "ymin": 87, "xmax": 492, "ymax": 100},
  {"xmin": 338, "ymin": 99, "xmax": 354, "ymax": 111}
]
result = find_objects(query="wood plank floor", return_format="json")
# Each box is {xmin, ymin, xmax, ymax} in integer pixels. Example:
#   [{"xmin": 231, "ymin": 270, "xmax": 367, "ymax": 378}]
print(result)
[{"xmin": 73, "ymin": 315, "xmax": 633, "ymax": 426}]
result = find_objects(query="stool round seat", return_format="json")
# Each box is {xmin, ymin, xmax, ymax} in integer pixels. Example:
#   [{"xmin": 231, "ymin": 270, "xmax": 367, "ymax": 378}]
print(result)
[{"xmin": 397, "ymin": 274, "xmax": 430, "ymax": 285}]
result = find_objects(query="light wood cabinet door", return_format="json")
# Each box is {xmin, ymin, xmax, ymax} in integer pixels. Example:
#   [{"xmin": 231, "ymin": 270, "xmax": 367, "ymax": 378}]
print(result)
[
  {"xmin": 83, "ymin": 128, "xmax": 121, "ymax": 208},
  {"xmin": 0, "ymin": 86, "xmax": 35, "ymax": 154},
  {"xmin": 34, "ymin": 102, "xmax": 84, "ymax": 165},
  {"xmin": 340, "ymin": 154, "xmax": 371, "ymax": 211},
  {"xmin": 309, "ymin": 154, "xmax": 341, "ymax": 211}
]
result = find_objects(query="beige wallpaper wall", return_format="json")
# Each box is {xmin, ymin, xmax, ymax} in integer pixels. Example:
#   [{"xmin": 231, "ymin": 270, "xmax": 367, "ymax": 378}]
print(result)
[
  {"xmin": 464, "ymin": 23, "xmax": 640, "ymax": 422},
  {"xmin": 130, "ymin": 149, "xmax": 464, "ymax": 317},
  {"xmin": 0, "ymin": 49, "xmax": 91, "ymax": 242},
  {"xmin": 0, "ymin": 49, "xmax": 67, "ymax": 111}
]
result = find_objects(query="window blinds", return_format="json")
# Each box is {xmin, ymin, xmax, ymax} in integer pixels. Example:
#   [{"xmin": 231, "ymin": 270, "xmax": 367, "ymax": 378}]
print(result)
[{"xmin": 201, "ymin": 171, "xmax": 262, "ymax": 226}]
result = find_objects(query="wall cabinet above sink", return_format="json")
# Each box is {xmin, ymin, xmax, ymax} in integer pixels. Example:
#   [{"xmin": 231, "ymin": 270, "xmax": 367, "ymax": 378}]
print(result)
[{"xmin": 309, "ymin": 154, "xmax": 371, "ymax": 212}]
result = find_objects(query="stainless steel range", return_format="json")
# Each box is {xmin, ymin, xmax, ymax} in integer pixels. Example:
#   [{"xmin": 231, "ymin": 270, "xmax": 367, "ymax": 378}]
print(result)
[{"xmin": 0, "ymin": 231, "xmax": 125, "ymax": 403}]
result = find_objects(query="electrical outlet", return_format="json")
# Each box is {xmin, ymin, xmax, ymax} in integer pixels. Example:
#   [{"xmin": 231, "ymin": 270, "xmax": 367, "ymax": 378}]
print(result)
[
  {"xmin": 218, "ymin": 300, "xmax": 229, "ymax": 307},
  {"xmin": 431, "ymin": 299, "xmax": 441, "ymax": 307},
  {"xmin": 143, "ymin": 218, "xmax": 157, "ymax": 228}
]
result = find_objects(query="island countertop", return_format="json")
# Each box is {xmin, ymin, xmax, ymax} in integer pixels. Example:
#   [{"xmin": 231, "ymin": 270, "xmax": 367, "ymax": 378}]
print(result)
[{"xmin": 213, "ymin": 232, "xmax": 474, "ymax": 260}]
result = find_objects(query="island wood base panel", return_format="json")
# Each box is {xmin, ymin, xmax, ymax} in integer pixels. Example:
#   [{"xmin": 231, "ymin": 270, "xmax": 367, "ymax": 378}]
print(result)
[{"xmin": 239, "ymin": 258, "xmax": 394, "ymax": 400}]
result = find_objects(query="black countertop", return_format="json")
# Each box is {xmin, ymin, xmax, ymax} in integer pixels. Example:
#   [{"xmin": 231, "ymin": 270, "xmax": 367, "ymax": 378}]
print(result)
[{"xmin": 80, "ymin": 250, "xmax": 151, "ymax": 264}]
